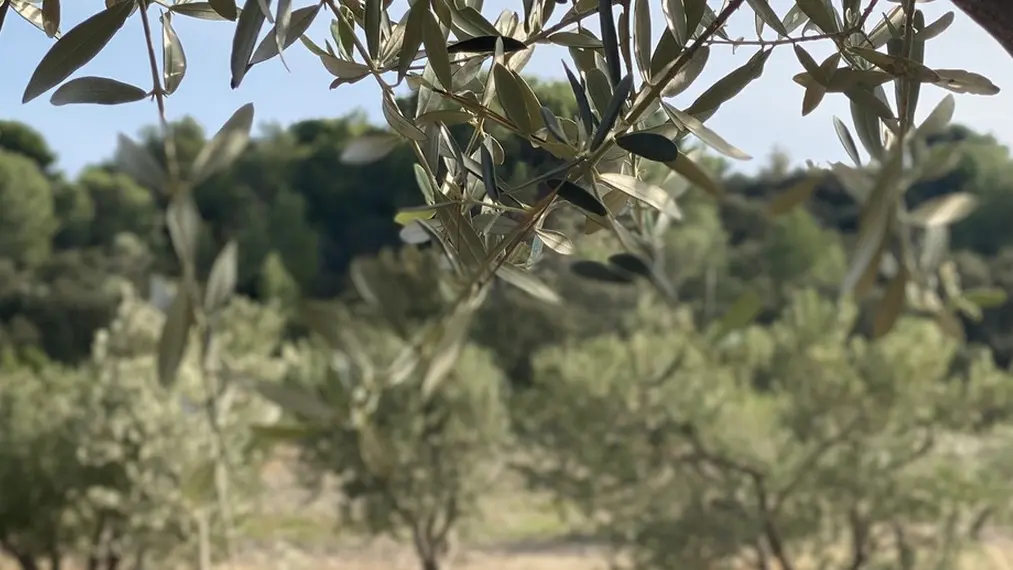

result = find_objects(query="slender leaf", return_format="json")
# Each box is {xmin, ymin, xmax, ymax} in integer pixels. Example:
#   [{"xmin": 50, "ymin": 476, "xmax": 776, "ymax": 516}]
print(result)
[
  {"xmin": 49, "ymin": 76, "xmax": 147, "ymax": 106},
  {"xmin": 616, "ymin": 132, "xmax": 679, "ymax": 162},
  {"xmin": 590, "ymin": 72, "xmax": 632, "ymax": 150},
  {"xmin": 204, "ymin": 240, "xmax": 239, "ymax": 313},
  {"xmin": 191, "ymin": 102, "xmax": 256, "ymax": 186},
  {"xmin": 157, "ymin": 285, "xmax": 194, "ymax": 388},
  {"xmin": 446, "ymin": 34, "xmax": 526, "ymax": 54},
  {"xmin": 599, "ymin": 171, "xmax": 682, "ymax": 219},
  {"xmin": 162, "ymin": 12, "xmax": 186, "ymax": 95},
  {"xmin": 22, "ymin": 0, "xmax": 133, "ymax": 103},
  {"xmin": 550, "ymin": 178, "xmax": 608, "ymax": 216},
  {"xmin": 230, "ymin": 0, "xmax": 267, "ymax": 88}
]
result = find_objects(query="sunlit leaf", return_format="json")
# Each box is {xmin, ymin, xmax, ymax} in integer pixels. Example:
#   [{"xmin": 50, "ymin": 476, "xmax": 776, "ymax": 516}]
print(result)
[
  {"xmin": 496, "ymin": 263, "xmax": 561, "ymax": 303},
  {"xmin": 907, "ymin": 192, "xmax": 978, "ymax": 227},
  {"xmin": 162, "ymin": 12, "xmax": 186, "ymax": 95},
  {"xmin": 599, "ymin": 172, "xmax": 682, "ymax": 219},
  {"xmin": 341, "ymin": 133, "xmax": 402, "ymax": 165}
]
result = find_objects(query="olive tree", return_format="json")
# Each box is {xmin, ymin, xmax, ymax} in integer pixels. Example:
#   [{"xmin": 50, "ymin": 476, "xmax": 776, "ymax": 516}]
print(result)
[
  {"xmin": 513, "ymin": 289, "xmax": 1013, "ymax": 570},
  {"xmin": 257, "ymin": 248, "xmax": 511, "ymax": 570},
  {"xmin": 0, "ymin": 281, "xmax": 289, "ymax": 570}
]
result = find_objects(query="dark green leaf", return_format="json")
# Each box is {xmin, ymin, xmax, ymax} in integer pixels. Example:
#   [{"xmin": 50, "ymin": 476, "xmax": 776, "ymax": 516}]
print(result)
[
  {"xmin": 563, "ymin": 61, "xmax": 595, "ymax": 138},
  {"xmin": 480, "ymin": 140, "xmax": 499, "ymax": 201},
  {"xmin": 170, "ymin": 1, "xmax": 238, "ymax": 20},
  {"xmin": 590, "ymin": 72, "xmax": 632, "ymax": 151},
  {"xmin": 616, "ymin": 132, "xmax": 679, "ymax": 162},
  {"xmin": 540, "ymin": 106, "xmax": 568, "ymax": 143},
  {"xmin": 230, "ymin": 0, "xmax": 267, "ymax": 89},
  {"xmin": 0, "ymin": 0, "xmax": 10, "ymax": 35},
  {"xmin": 570, "ymin": 260, "xmax": 635, "ymax": 283},
  {"xmin": 22, "ymin": 0, "xmax": 133, "ymax": 103},
  {"xmin": 598, "ymin": 0, "xmax": 621, "ymax": 86},
  {"xmin": 447, "ymin": 35, "xmax": 526, "ymax": 54},
  {"xmin": 41, "ymin": 0, "xmax": 59, "ymax": 37},
  {"xmin": 550, "ymin": 178, "xmax": 608, "ymax": 217},
  {"xmin": 208, "ymin": 0, "xmax": 237, "ymax": 20},
  {"xmin": 365, "ymin": 0, "xmax": 381, "ymax": 60},
  {"xmin": 49, "ymin": 76, "xmax": 147, "ymax": 106}
]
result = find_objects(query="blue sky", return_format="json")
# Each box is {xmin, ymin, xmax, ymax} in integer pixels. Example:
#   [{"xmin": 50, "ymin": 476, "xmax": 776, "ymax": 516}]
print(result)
[{"xmin": 1, "ymin": 0, "xmax": 1011, "ymax": 178}]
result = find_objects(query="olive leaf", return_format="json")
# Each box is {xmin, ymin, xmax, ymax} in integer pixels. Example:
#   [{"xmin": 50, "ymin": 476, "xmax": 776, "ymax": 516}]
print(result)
[
  {"xmin": 549, "ymin": 178, "xmax": 608, "ymax": 217},
  {"xmin": 873, "ymin": 265, "xmax": 908, "ymax": 338},
  {"xmin": 907, "ymin": 193, "xmax": 978, "ymax": 227},
  {"xmin": 662, "ymin": 0, "xmax": 687, "ymax": 46},
  {"xmin": 208, "ymin": 0, "xmax": 237, "ymax": 20},
  {"xmin": 749, "ymin": 0, "xmax": 788, "ymax": 36},
  {"xmin": 363, "ymin": 0, "xmax": 382, "ymax": 61},
  {"xmin": 563, "ymin": 61, "xmax": 596, "ymax": 138},
  {"xmin": 598, "ymin": 172, "xmax": 682, "ymax": 219},
  {"xmin": 496, "ymin": 263, "xmax": 561, "ymax": 304},
  {"xmin": 685, "ymin": 48, "xmax": 771, "ymax": 117},
  {"xmin": 191, "ymin": 102, "xmax": 256, "ymax": 187},
  {"xmin": 341, "ymin": 133, "xmax": 402, "ymax": 165},
  {"xmin": 157, "ymin": 284, "xmax": 194, "ymax": 388},
  {"xmin": 661, "ymin": 102, "xmax": 750, "ymax": 160},
  {"xmin": 116, "ymin": 133, "xmax": 167, "ymax": 192},
  {"xmin": 709, "ymin": 290, "xmax": 763, "ymax": 342},
  {"xmin": 494, "ymin": 63, "xmax": 535, "ymax": 133},
  {"xmin": 480, "ymin": 140, "xmax": 500, "ymax": 201},
  {"xmin": 249, "ymin": 4, "xmax": 320, "ymax": 66},
  {"xmin": 204, "ymin": 240, "xmax": 239, "ymax": 313},
  {"xmin": 616, "ymin": 132, "xmax": 679, "ymax": 162},
  {"xmin": 590, "ymin": 72, "xmax": 632, "ymax": 151},
  {"xmin": 766, "ymin": 170, "xmax": 824, "ymax": 216},
  {"xmin": 398, "ymin": 0, "xmax": 427, "ymax": 83},
  {"xmin": 598, "ymin": 0, "xmax": 621, "ymax": 86},
  {"xmin": 833, "ymin": 116, "xmax": 861, "ymax": 166},
  {"xmin": 50, "ymin": 76, "xmax": 147, "ymax": 106},
  {"xmin": 382, "ymin": 93, "xmax": 427, "ymax": 141},
  {"xmin": 422, "ymin": 10, "xmax": 452, "ymax": 90},
  {"xmin": 170, "ymin": 2, "xmax": 239, "ymax": 20},
  {"xmin": 447, "ymin": 35, "xmax": 526, "ymax": 54},
  {"xmin": 231, "ymin": 0, "xmax": 267, "ymax": 88},
  {"xmin": 570, "ymin": 260, "xmax": 635, "ymax": 283},
  {"xmin": 41, "ymin": 0, "xmax": 59, "ymax": 37},
  {"xmin": 22, "ymin": 0, "xmax": 133, "ymax": 103},
  {"xmin": 162, "ymin": 12, "xmax": 186, "ymax": 95}
]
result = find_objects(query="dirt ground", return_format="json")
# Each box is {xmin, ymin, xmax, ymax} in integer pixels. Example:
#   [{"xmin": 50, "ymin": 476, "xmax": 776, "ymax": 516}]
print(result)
[{"xmin": 225, "ymin": 449, "xmax": 1013, "ymax": 570}]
